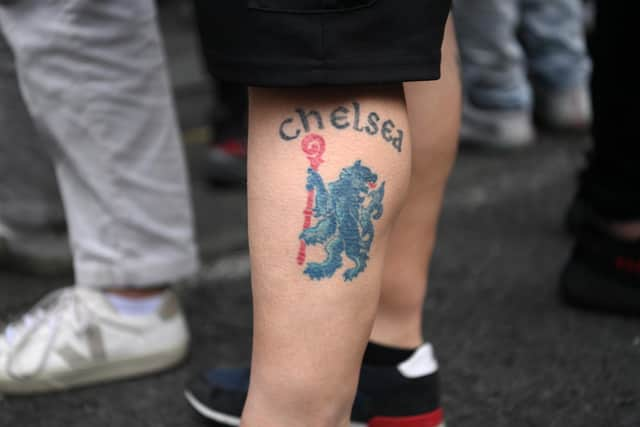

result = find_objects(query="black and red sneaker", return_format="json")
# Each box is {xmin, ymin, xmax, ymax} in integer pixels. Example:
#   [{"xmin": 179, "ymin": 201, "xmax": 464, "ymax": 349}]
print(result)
[
  {"xmin": 207, "ymin": 138, "xmax": 247, "ymax": 186},
  {"xmin": 565, "ymin": 195, "xmax": 603, "ymax": 235},
  {"xmin": 560, "ymin": 224, "xmax": 640, "ymax": 315},
  {"xmin": 185, "ymin": 343, "xmax": 444, "ymax": 427}
]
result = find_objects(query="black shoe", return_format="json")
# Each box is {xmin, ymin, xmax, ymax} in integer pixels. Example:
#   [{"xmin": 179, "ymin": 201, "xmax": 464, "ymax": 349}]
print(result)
[
  {"xmin": 185, "ymin": 344, "xmax": 444, "ymax": 427},
  {"xmin": 207, "ymin": 138, "xmax": 247, "ymax": 186},
  {"xmin": 560, "ymin": 224, "xmax": 640, "ymax": 315},
  {"xmin": 565, "ymin": 196, "xmax": 602, "ymax": 235}
]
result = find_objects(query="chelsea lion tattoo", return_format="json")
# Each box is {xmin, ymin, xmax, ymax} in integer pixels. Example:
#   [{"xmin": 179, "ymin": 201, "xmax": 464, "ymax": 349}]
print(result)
[{"xmin": 296, "ymin": 134, "xmax": 385, "ymax": 282}]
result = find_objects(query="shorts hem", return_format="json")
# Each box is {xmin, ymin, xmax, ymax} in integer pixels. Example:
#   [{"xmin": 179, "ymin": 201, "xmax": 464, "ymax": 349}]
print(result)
[{"xmin": 210, "ymin": 57, "xmax": 442, "ymax": 87}]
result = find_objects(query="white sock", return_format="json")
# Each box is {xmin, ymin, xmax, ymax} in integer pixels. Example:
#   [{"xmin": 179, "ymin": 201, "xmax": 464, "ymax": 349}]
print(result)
[{"xmin": 105, "ymin": 293, "xmax": 164, "ymax": 316}]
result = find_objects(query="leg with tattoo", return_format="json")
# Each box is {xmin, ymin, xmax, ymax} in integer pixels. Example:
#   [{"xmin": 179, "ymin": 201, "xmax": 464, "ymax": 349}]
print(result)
[
  {"xmin": 184, "ymin": 1, "xmax": 453, "ymax": 426},
  {"xmin": 184, "ymin": 19, "xmax": 459, "ymax": 427},
  {"xmin": 242, "ymin": 86, "xmax": 411, "ymax": 427}
]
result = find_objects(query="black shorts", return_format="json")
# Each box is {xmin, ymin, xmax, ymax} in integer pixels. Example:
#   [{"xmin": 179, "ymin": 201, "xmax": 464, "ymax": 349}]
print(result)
[{"xmin": 197, "ymin": 0, "xmax": 451, "ymax": 87}]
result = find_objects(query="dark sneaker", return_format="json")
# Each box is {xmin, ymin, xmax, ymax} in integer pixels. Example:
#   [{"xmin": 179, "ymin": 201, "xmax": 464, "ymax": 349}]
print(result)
[
  {"xmin": 207, "ymin": 138, "xmax": 247, "ymax": 186},
  {"xmin": 184, "ymin": 367, "xmax": 249, "ymax": 425},
  {"xmin": 560, "ymin": 224, "xmax": 640, "ymax": 315},
  {"xmin": 185, "ymin": 343, "xmax": 444, "ymax": 427},
  {"xmin": 564, "ymin": 195, "xmax": 604, "ymax": 235}
]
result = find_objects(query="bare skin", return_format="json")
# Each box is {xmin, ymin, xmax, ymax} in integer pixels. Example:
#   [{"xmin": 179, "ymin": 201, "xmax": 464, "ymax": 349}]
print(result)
[
  {"xmin": 243, "ymin": 85, "xmax": 411, "ymax": 427},
  {"xmin": 371, "ymin": 19, "xmax": 461, "ymax": 348},
  {"xmin": 610, "ymin": 222, "xmax": 640, "ymax": 240},
  {"xmin": 242, "ymin": 17, "xmax": 459, "ymax": 427},
  {"xmin": 105, "ymin": 288, "xmax": 166, "ymax": 298}
]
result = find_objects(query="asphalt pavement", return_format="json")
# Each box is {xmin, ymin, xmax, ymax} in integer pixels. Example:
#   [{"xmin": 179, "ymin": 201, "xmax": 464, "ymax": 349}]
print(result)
[{"xmin": 1, "ymin": 2, "xmax": 638, "ymax": 426}]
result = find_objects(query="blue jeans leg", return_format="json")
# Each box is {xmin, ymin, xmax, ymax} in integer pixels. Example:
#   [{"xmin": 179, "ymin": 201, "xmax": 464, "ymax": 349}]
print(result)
[
  {"xmin": 454, "ymin": 0, "xmax": 531, "ymax": 110},
  {"xmin": 520, "ymin": 0, "xmax": 591, "ymax": 91}
]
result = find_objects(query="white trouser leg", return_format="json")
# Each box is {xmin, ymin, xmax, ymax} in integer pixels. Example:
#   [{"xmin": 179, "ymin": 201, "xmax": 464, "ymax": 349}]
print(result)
[
  {"xmin": 0, "ymin": 28, "xmax": 64, "ymax": 230},
  {"xmin": 0, "ymin": 0, "xmax": 199, "ymax": 287}
]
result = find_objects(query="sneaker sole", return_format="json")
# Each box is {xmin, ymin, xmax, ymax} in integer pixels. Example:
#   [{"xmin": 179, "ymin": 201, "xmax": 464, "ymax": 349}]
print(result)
[
  {"xmin": 185, "ymin": 390, "xmax": 445, "ymax": 427},
  {"xmin": 185, "ymin": 390, "xmax": 242, "ymax": 426},
  {"xmin": 561, "ymin": 258, "xmax": 640, "ymax": 315},
  {"xmin": 1, "ymin": 345, "xmax": 188, "ymax": 395}
]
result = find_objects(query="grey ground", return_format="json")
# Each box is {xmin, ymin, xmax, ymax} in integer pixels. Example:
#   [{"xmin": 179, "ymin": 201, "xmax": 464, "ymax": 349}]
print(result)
[{"xmin": 1, "ymin": 3, "xmax": 639, "ymax": 427}]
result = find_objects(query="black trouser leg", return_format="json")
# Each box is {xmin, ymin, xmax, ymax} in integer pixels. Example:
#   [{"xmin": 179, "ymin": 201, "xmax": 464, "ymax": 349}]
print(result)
[
  {"xmin": 579, "ymin": 0, "xmax": 640, "ymax": 221},
  {"xmin": 193, "ymin": 0, "xmax": 247, "ymax": 141}
]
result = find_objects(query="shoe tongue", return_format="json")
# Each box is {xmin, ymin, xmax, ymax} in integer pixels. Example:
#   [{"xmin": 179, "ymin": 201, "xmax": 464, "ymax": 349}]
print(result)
[{"xmin": 3, "ymin": 289, "xmax": 71, "ymax": 344}]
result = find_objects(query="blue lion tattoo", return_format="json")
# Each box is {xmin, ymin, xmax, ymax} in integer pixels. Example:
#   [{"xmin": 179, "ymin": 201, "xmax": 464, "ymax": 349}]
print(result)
[{"xmin": 300, "ymin": 160, "xmax": 385, "ymax": 281}]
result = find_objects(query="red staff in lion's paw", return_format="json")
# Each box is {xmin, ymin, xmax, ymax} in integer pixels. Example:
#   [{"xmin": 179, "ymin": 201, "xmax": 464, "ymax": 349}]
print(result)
[{"xmin": 297, "ymin": 134, "xmax": 326, "ymax": 266}]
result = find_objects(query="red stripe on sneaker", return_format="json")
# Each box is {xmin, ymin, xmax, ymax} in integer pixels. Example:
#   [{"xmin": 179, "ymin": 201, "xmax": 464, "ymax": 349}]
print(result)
[{"xmin": 368, "ymin": 408, "xmax": 444, "ymax": 427}]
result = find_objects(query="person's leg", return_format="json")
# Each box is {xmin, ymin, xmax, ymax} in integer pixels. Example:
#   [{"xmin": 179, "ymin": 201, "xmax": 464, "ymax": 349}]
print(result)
[
  {"xmin": 521, "ymin": 0, "xmax": 591, "ymax": 92},
  {"xmin": 0, "ymin": 0, "xmax": 197, "ymax": 288},
  {"xmin": 0, "ymin": 0, "xmax": 197, "ymax": 393},
  {"xmin": 371, "ymin": 19, "xmax": 461, "ymax": 349},
  {"xmin": 0, "ymin": 28, "xmax": 64, "ymax": 231},
  {"xmin": 454, "ymin": 0, "xmax": 527, "ymax": 110},
  {"xmin": 453, "ymin": 0, "xmax": 534, "ymax": 147},
  {"xmin": 577, "ymin": 1, "xmax": 639, "ymax": 223},
  {"xmin": 520, "ymin": 0, "xmax": 592, "ymax": 130},
  {"xmin": 206, "ymin": 80, "xmax": 248, "ymax": 185},
  {"xmin": 183, "ymin": 20, "xmax": 458, "ymax": 427},
  {"xmin": 194, "ymin": 0, "xmax": 247, "ymax": 185},
  {"xmin": 242, "ymin": 86, "xmax": 411, "ymax": 426},
  {"xmin": 184, "ymin": 0, "xmax": 451, "ymax": 423},
  {"xmin": 560, "ymin": 0, "xmax": 640, "ymax": 314},
  {"xmin": 0, "ymin": 27, "xmax": 72, "ymax": 276}
]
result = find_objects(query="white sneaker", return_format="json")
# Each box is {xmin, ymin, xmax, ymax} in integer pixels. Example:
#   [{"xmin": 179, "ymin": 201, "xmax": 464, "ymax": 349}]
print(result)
[
  {"xmin": 460, "ymin": 98, "xmax": 535, "ymax": 149},
  {"xmin": 0, "ymin": 287, "xmax": 189, "ymax": 394},
  {"xmin": 535, "ymin": 85, "xmax": 592, "ymax": 132}
]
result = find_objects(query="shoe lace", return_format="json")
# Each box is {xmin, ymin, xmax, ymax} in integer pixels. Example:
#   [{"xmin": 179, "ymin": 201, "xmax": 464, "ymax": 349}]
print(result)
[{"xmin": 3, "ymin": 288, "xmax": 94, "ymax": 381}]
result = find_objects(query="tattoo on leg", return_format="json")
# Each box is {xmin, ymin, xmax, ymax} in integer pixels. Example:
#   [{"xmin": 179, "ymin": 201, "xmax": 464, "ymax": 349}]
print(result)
[
  {"xmin": 297, "ymin": 134, "xmax": 386, "ymax": 282},
  {"xmin": 279, "ymin": 102, "xmax": 404, "ymax": 153}
]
